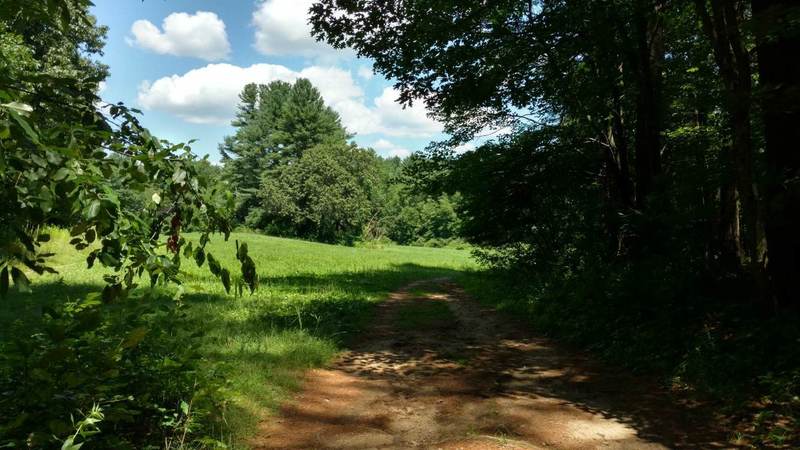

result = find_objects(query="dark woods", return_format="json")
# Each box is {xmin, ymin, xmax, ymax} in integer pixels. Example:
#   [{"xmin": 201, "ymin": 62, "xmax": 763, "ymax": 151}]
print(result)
[
  {"xmin": 314, "ymin": 0, "xmax": 799, "ymax": 309},
  {"xmin": 312, "ymin": 0, "xmax": 800, "ymax": 444}
]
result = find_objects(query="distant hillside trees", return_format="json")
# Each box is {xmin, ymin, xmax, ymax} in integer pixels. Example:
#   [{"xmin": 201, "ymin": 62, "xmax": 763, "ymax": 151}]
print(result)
[{"xmin": 221, "ymin": 80, "xmax": 463, "ymax": 246}]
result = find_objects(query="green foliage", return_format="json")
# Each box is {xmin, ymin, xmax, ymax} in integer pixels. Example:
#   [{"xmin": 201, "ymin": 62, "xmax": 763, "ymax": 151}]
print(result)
[
  {"xmin": 221, "ymin": 80, "xmax": 465, "ymax": 247},
  {"xmin": 220, "ymin": 79, "xmax": 349, "ymax": 224},
  {"xmin": 1, "ymin": 230, "xmax": 476, "ymax": 446},
  {"xmin": 312, "ymin": 0, "xmax": 800, "ymax": 445},
  {"xmin": 0, "ymin": 2, "xmax": 258, "ymax": 448},
  {"xmin": 0, "ymin": 0, "xmax": 255, "ymax": 301},
  {"xmin": 0, "ymin": 291, "xmax": 228, "ymax": 448},
  {"xmin": 252, "ymin": 143, "xmax": 381, "ymax": 244},
  {"xmin": 380, "ymin": 192, "xmax": 463, "ymax": 247}
]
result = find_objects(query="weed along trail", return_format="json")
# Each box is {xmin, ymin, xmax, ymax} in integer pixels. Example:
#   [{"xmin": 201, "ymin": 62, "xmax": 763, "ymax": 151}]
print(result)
[{"xmin": 250, "ymin": 279, "xmax": 726, "ymax": 449}]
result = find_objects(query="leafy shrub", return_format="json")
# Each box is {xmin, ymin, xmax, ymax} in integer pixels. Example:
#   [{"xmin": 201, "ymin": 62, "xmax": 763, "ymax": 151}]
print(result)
[{"xmin": 0, "ymin": 290, "xmax": 228, "ymax": 449}]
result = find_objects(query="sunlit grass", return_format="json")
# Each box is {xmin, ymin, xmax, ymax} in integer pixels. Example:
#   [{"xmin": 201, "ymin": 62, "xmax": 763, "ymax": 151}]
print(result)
[{"xmin": 1, "ymin": 230, "xmax": 477, "ymax": 445}]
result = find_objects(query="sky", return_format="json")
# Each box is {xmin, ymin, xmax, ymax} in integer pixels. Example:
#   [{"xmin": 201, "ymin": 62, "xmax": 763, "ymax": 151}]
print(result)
[{"xmin": 90, "ymin": 0, "xmax": 462, "ymax": 162}]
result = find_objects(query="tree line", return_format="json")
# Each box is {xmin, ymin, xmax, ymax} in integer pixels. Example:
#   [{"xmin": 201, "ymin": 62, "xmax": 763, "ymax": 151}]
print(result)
[{"xmin": 217, "ymin": 78, "xmax": 463, "ymax": 247}]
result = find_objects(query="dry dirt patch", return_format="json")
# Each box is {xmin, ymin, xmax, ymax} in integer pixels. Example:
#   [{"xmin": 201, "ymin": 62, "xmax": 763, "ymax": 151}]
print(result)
[{"xmin": 251, "ymin": 279, "xmax": 729, "ymax": 449}]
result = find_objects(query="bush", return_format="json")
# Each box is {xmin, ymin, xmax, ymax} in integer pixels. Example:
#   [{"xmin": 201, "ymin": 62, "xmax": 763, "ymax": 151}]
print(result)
[{"xmin": 0, "ymin": 290, "xmax": 228, "ymax": 449}]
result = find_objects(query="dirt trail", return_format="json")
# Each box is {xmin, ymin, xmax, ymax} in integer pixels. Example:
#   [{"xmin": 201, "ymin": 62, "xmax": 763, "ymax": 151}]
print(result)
[{"xmin": 251, "ymin": 279, "xmax": 729, "ymax": 449}]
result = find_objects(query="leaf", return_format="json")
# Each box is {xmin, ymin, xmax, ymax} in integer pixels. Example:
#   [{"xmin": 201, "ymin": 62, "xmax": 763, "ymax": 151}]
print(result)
[
  {"xmin": 183, "ymin": 241, "xmax": 193, "ymax": 259},
  {"xmin": 1, "ymin": 101, "xmax": 33, "ymax": 116},
  {"xmin": 10, "ymin": 267, "xmax": 30, "ymax": 293},
  {"xmin": 7, "ymin": 109, "xmax": 39, "ymax": 144},
  {"xmin": 59, "ymin": 0, "xmax": 72, "ymax": 31},
  {"xmin": 86, "ymin": 200, "xmax": 102, "ymax": 219},
  {"xmin": 53, "ymin": 167, "xmax": 71, "ymax": 181},
  {"xmin": 99, "ymin": 252, "xmax": 119, "ymax": 267},
  {"xmin": 220, "ymin": 268, "xmax": 231, "ymax": 293},
  {"xmin": 172, "ymin": 169, "xmax": 187, "ymax": 185},
  {"xmin": 61, "ymin": 436, "xmax": 84, "ymax": 450},
  {"xmin": 122, "ymin": 327, "xmax": 148, "ymax": 349},
  {"xmin": 237, "ymin": 241, "xmax": 249, "ymax": 261},
  {"xmin": 193, "ymin": 246, "xmax": 205, "ymax": 267},
  {"xmin": 0, "ymin": 267, "xmax": 8, "ymax": 298},
  {"xmin": 207, "ymin": 253, "xmax": 220, "ymax": 276}
]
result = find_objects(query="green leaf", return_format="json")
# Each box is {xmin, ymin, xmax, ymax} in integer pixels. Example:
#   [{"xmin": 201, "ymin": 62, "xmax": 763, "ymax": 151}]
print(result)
[
  {"xmin": 122, "ymin": 327, "xmax": 148, "ymax": 349},
  {"xmin": 8, "ymin": 109, "xmax": 39, "ymax": 144},
  {"xmin": 172, "ymin": 169, "xmax": 187, "ymax": 185},
  {"xmin": 183, "ymin": 241, "xmax": 193, "ymax": 259},
  {"xmin": 237, "ymin": 241, "xmax": 249, "ymax": 261},
  {"xmin": 86, "ymin": 253, "xmax": 97, "ymax": 269},
  {"xmin": 193, "ymin": 246, "xmax": 205, "ymax": 267},
  {"xmin": 1, "ymin": 101, "xmax": 33, "ymax": 116},
  {"xmin": 207, "ymin": 253, "xmax": 220, "ymax": 276},
  {"xmin": 99, "ymin": 252, "xmax": 120, "ymax": 267},
  {"xmin": 221, "ymin": 268, "xmax": 231, "ymax": 293},
  {"xmin": 61, "ymin": 436, "xmax": 83, "ymax": 450},
  {"xmin": 86, "ymin": 200, "xmax": 102, "ymax": 219},
  {"xmin": 10, "ymin": 267, "xmax": 30, "ymax": 293},
  {"xmin": 53, "ymin": 167, "xmax": 71, "ymax": 181}
]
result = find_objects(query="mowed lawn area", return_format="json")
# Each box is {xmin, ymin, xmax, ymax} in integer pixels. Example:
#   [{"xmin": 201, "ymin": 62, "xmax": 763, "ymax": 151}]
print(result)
[{"xmin": 0, "ymin": 230, "xmax": 477, "ymax": 445}]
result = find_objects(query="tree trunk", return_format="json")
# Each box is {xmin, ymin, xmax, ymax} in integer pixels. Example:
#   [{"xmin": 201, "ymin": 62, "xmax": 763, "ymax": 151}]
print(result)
[
  {"xmin": 752, "ymin": 0, "xmax": 800, "ymax": 308},
  {"xmin": 719, "ymin": 178, "xmax": 744, "ymax": 268},
  {"xmin": 695, "ymin": 0, "xmax": 763, "ymax": 280},
  {"xmin": 632, "ymin": 0, "xmax": 665, "ymax": 209}
]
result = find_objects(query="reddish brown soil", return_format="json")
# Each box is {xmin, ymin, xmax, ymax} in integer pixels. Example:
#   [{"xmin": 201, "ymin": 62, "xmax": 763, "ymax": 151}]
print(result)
[{"xmin": 251, "ymin": 279, "xmax": 732, "ymax": 449}]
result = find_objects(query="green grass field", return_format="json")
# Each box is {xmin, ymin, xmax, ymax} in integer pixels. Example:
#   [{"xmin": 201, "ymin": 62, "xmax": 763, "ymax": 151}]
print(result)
[{"xmin": 0, "ymin": 229, "xmax": 477, "ymax": 445}]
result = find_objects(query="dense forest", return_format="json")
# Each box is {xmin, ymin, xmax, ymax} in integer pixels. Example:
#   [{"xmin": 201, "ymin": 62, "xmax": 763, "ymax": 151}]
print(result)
[
  {"xmin": 309, "ymin": 0, "xmax": 800, "ymax": 444},
  {"xmin": 1, "ymin": 0, "xmax": 799, "ymax": 448}
]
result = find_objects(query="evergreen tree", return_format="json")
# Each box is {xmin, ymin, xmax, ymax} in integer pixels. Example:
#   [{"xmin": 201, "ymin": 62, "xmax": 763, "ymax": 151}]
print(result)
[{"xmin": 220, "ymin": 79, "xmax": 348, "ymax": 222}]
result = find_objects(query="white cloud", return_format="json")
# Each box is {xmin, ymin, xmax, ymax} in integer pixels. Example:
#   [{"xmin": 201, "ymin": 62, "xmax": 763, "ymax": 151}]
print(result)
[
  {"xmin": 137, "ymin": 63, "xmax": 442, "ymax": 138},
  {"xmin": 357, "ymin": 66, "xmax": 374, "ymax": 80},
  {"xmin": 371, "ymin": 139, "xmax": 412, "ymax": 158},
  {"xmin": 128, "ymin": 11, "xmax": 230, "ymax": 61},
  {"xmin": 454, "ymin": 142, "xmax": 475, "ymax": 154},
  {"xmin": 252, "ymin": 0, "xmax": 345, "ymax": 59},
  {"xmin": 137, "ymin": 64, "xmax": 295, "ymax": 124},
  {"xmin": 373, "ymin": 88, "xmax": 442, "ymax": 137}
]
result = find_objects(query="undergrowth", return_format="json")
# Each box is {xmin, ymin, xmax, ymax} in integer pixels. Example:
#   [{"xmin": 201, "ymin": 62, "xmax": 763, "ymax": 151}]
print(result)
[{"xmin": 458, "ymin": 261, "xmax": 800, "ymax": 448}]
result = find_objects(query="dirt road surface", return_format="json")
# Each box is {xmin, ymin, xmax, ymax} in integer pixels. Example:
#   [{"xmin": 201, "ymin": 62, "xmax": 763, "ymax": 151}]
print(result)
[{"xmin": 251, "ymin": 279, "xmax": 729, "ymax": 449}]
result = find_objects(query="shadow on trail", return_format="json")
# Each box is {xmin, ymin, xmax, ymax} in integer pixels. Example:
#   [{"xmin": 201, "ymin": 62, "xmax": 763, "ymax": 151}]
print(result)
[
  {"xmin": 3, "ymin": 266, "xmax": 731, "ymax": 448},
  {"xmin": 254, "ymin": 278, "xmax": 734, "ymax": 449}
]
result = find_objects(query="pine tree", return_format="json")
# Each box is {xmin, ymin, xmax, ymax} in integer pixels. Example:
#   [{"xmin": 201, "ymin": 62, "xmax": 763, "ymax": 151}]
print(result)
[{"xmin": 220, "ymin": 78, "xmax": 349, "ymax": 223}]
